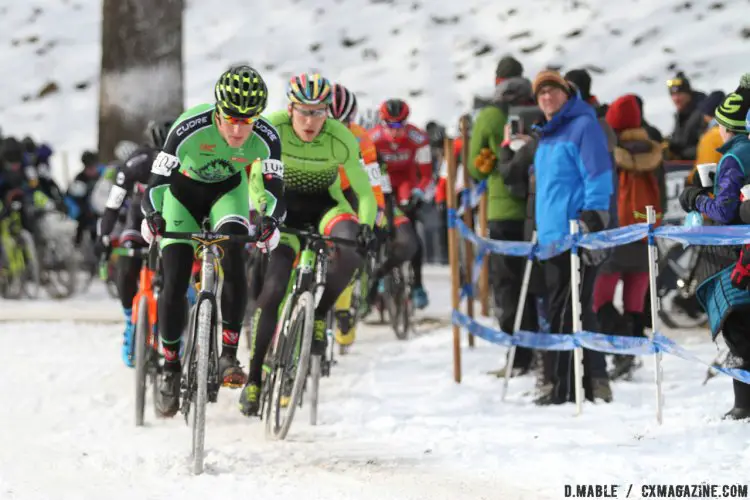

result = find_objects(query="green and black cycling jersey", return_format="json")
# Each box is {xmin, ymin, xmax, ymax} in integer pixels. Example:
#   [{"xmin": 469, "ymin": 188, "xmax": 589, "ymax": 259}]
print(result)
[
  {"xmin": 263, "ymin": 110, "xmax": 376, "ymax": 240},
  {"xmin": 141, "ymin": 103, "xmax": 286, "ymax": 244}
]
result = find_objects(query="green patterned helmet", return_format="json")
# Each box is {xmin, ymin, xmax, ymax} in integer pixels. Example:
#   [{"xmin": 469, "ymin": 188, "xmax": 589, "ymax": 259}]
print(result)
[{"xmin": 214, "ymin": 65, "xmax": 268, "ymax": 118}]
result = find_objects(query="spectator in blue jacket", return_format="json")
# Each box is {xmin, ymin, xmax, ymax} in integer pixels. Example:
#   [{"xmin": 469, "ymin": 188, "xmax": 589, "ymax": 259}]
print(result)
[{"xmin": 530, "ymin": 69, "xmax": 614, "ymax": 406}]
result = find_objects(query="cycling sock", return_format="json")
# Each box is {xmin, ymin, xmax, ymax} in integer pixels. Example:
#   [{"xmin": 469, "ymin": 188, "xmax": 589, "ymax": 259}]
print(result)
[
  {"xmin": 221, "ymin": 328, "xmax": 240, "ymax": 358},
  {"xmin": 162, "ymin": 341, "xmax": 180, "ymax": 372}
]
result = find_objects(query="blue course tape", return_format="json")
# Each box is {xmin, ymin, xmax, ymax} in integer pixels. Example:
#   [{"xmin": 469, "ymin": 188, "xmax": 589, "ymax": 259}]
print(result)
[{"xmin": 451, "ymin": 310, "xmax": 750, "ymax": 385}]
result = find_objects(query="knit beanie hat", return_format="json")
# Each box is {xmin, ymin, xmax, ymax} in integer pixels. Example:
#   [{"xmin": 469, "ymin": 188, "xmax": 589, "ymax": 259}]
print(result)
[
  {"xmin": 667, "ymin": 71, "xmax": 692, "ymax": 94},
  {"xmin": 532, "ymin": 70, "xmax": 570, "ymax": 96},
  {"xmin": 715, "ymin": 74, "xmax": 750, "ymax": 133},
  {"xmin": 605, "ymin": 94, "xmax": 642, "ymax": 133},
  {"xmin": 699, "ymin": 90, "xmax": 726, "ymax": 118},
  {"xmin": 495, "ymin": 55, "xmax": 523, "ymax": 81},
  {"xmin": 565, "ymin": 69, "xmax": 592, "ymax": 101}
]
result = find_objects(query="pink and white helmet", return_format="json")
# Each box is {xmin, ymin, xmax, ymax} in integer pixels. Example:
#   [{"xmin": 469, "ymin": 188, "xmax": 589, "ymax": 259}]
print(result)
[{"xmin": 328, "ymin": 83, "xmax": 358, "ymax": 124}]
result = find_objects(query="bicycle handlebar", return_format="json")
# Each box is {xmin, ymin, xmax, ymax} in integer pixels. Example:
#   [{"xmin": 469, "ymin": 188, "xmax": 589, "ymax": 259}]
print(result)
[
  {"xmin": 161, "ymin": 231, "xmax": 262, "ymax": 244},
  {"xmin": 281, "ymin": 227, "xmax": 362, "ymax": 248}
]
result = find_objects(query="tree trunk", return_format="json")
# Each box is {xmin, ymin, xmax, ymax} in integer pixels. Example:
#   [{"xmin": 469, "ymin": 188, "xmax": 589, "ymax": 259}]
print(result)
[{"xmin": 98, "ymin": 0, "xmax": 184, "ymax": 163}]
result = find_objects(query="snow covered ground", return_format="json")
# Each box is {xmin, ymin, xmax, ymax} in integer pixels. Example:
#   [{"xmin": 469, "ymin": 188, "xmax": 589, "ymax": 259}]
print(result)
[
  {"xmin": 2, "ymin": 0, "xmax": 750, "ymax": 185},
  {"xmin": 1, "ymin": 266, "xmax": 748, "ymax": 499}
]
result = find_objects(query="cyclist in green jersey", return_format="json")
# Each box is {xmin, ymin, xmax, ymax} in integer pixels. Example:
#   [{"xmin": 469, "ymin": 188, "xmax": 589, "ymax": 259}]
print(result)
[
  {"xmin": 141, "ymin": 66, "xmax": 286, "ymax": 417},
  {"xmin": 238, "ymin": 73, "xmax": 377, "ymax": 416}
]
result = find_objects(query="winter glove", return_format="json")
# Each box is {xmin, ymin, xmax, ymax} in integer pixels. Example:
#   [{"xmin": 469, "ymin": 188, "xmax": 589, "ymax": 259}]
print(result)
[
  {"xmin": 731, "ymin": 245, "xmax": 750, "ymax": 290},
  {"xmin": 356, "ymin": 224, "xmax": 377, "ymax": 255},
  {"xmin": 256, "ymin": 216, "xmax": 280, "ymax": 254},
  {"xmin": 473, "ymin": 148, "xmax": 496, "ymax": 175},
  {"xmin": 679, "ymin": 186, "xmax": 709, "ymax": 213},
  {"xmin": 94, "ymin": 234, "xmax": 112, "ymax": 259},
  {"xmin": 141, "ymin": 211, "xmax": 165, "ymax": 244},
  {"xmin": 578, "ymin": 210, "xmax": 609, "ymax": 267}
]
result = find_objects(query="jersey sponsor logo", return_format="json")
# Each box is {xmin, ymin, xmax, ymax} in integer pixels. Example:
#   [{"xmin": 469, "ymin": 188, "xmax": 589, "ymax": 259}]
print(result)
[
  {"xmin": 151, "ymin": 152, "xmax": 179, "ymax": 176},
  {"xmin": 200, "ymin": 143, "xmax": 216, "ymax": 152},
  {"xmin": 191, "ymin": 159, "xmax": 235, "ymax": 182},
  {"xmin": 379, "ymin": 151, "xmax": 411, "ymax": 163},
  {"xmin": 407, "ymin": 128, "xmax": 426, "ymax": 144},
  {"xmin": 414, "ymin": 144, "xmax": 431, "ymax": 164},
  {"xmin": 175, "ymin": 114, "xmax": 210, "ymax": 137},
  {"xmin": 254, "ymin": 121, "xmax": 278, "ymax": 142},
  {"xmin": 232, "ymin": 156, "xmax": 249, "ymax": 164},
  {"xmin": 105, "ymin": 185, "xmax": 127, "ymax": 210},
  {"xmin": 261, "ymin": 159, "xmax": 284, "ymax": 180},
  {"xmin": 116, "ymin": 171, "xmax": 126, "ymax": 185}
]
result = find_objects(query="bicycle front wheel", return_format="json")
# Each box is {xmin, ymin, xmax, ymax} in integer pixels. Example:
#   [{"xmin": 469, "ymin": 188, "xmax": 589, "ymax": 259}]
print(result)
[
  {"xmin": 264, "ymin": 290, "xmax": 315, "ymax": 441},
  {"xmin": 134, "ymin": 295, "xmax": 150, "ymax": 426},
  {"xmin": 190, "ymin": 298, "xmax": 213, "ymax": 474}
]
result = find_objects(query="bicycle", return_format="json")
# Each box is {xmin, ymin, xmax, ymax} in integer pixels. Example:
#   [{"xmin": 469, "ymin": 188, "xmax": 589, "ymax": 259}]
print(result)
[
  {"xmin": 162, "ymin": 225, "xmax": 260, "ymax": 475},
  {"xmin": 366, "ymin": 229, "xmax": 415, "ymax": 340},
  {"xmin": 34, "ymin": 205, "xmax": 79, "ymax": 299},
  {"xmin": 261, "ymin": 225, "xmax": 361, "ymax": 440},
  {"xmin": 0, "ymin": 199, "xmax": 41, "ymax": 299},
  {"xmin": 110, "ymin": 245, "xmax": 162, "ymax": 427}
]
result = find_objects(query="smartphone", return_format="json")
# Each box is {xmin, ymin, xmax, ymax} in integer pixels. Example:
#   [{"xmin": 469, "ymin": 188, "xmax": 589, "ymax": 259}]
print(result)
[{"xmin": 509, "ymin": 116, "xmax": 521, "ymax": 136}]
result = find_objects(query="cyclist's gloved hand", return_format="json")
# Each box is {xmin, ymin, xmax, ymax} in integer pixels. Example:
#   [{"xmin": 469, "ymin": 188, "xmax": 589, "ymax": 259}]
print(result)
[
  {"xmin": 410, "ymin": 187, "xmax": 425, "ymax": 203},
  {"xmin": 256, "ymin": 216, "xmax": 280, "ymax": 254},
  {"xmin": 141, "ymin": 211, "xmax": 165, "ymax": 245},
  {"xmin": 578, "ymin": 210, "xmax": 610, "ymax": 267},
  {"xmin": 94, "ymin": 234, "xmax": 111, "ymax": 259},
  {"xmin": 356, "ymin": 224, "xmax": 377, "ymax": 255}
]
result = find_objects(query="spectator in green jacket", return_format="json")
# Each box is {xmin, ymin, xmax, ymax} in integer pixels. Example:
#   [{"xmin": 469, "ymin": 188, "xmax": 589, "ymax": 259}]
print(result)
[{"xmin": 468, "ymin": 55, "xmax": 537, "ymax": 376}]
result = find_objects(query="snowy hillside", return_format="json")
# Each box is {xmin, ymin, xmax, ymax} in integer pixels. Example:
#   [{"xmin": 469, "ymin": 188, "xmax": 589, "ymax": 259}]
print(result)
[{"xmin": 2, "ymin": 0, "xmax": 750, "ymax": 183}]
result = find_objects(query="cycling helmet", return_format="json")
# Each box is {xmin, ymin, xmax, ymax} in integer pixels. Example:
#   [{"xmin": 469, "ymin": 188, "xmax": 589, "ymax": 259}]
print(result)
[
  {"xmin": 328, "ymin": 83, "xmax": 358, "ymax": 123},
  {"xmin": 214, "ymin": 65, "xmax": 268, "ymax": 118},
  {"xmin": 379, "ymin": 98, "xmax": 410, "ymax": 124},
  {"xmin": 145, "ymin": 119, "xmax": 174, "ymax": 149},
  {"xmin": 287, "ymin": 73, "xmax": 332, "ymax": 105}
]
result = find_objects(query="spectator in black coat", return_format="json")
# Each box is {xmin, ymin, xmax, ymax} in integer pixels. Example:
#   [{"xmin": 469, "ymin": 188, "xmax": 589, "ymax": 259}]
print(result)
[{"xmin": 666, "ymin": 72, "xmax": 706, "ymax": 160}]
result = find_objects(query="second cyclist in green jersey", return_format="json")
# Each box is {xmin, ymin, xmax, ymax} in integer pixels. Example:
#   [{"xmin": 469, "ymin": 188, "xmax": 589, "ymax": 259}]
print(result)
[
  {"xmin": 239, "ymin": 73, "xmax": 377, "ymax": 416},
  {"xmin": 140, "ymin": 66, "xmax": 286, "ymax": 417}
]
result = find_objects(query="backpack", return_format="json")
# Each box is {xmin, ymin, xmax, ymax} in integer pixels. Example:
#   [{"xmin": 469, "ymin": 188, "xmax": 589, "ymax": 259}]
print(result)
[{"xmin": 617, "ymin": 170, "xmax": 662, "ymax": 227}]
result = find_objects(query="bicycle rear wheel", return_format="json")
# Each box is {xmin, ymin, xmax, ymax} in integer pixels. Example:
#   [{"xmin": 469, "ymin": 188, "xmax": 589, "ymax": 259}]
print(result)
[
  {"xmin": 387, "ymin": 266, "xmax": 410, "ymax": 340},
  {"xmin": 264, "ymin": 290, "xmax": 314, "ymax": 441},
  {"xmin": 134, "ymin": 295, "xmax": 150, "ymax": 426}
]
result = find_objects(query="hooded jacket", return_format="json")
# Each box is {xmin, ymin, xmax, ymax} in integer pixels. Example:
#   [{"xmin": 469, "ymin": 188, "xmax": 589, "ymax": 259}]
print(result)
[
  {"xmin": 533, "ymin": 93, "xmax": 614, "ymax": 245},
  {"xmin": 669, "ymin": 90, "xmax": 707, "ymax": 160},
  {"xmin": 468, "ymin": 77, "xmax": 534, "ymax": 221}
]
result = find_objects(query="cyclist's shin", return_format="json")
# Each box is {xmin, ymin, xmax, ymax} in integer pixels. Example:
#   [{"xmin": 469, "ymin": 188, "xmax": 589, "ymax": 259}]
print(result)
[
  {"xmin": 335, "ymin": 283, "xmax": 354, "ymax": 313},
  {"xmin": 248, "ymin": 245, "xmax": 295, "ymax": 386},
  {"xmin": 116, "ymin": 254, "xmax": 142, "ymax": 310},
  {"xmin": 318, "ymin": 220, "xmax": 362, "ymax": 316},
  {"xmin": 217, "ymin": 222, "xmax": 249, "ymax": 355},
  {"xmin": 380, "ymin": 220, "xmax": 418, "ymax": 278},
  {"xmin": 159, "ymin": 243, "xmax": 193, "ymax": 364}
]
